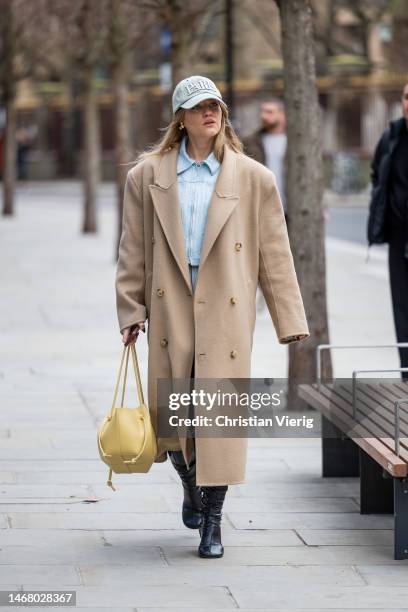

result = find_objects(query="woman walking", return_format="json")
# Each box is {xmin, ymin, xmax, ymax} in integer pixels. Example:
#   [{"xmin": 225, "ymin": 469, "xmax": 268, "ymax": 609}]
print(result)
[{"xmin": 115, "ymin": 75, "xmax": 309, "ymax": 558}]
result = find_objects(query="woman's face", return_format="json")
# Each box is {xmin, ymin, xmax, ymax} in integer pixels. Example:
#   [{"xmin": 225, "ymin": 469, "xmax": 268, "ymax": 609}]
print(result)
[{"xmin": 182, "ymin": 97, "xmax": 222, "ymax": 141}]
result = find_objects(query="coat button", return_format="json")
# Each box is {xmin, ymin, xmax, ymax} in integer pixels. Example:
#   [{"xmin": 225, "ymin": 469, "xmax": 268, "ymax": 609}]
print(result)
[
  {"xmin": 151, "ymin": 236, "xmax": 155, "ymax": 244},
  {"xmin": 235, "ymin": 242, "xmax": 242, "ymax": 251},
  {"xmin": 157, "ymin": 288, "xmax": 164, "ymax": 297},
  {"xmin": 230, "ymin": 349, "xmax": 238, "ymax": 358},
  {"xmin": 160, "ymin": 338, "xmax": 168, "ymax": 347},
  {"xmin": 230, "ymin": 296, "xmax": 237, "ymax": 305}
]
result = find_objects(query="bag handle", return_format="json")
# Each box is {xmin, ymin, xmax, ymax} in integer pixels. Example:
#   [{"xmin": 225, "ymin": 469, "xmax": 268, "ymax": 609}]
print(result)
[
  {"xmin": 109, "ymin": 343, "xmax": 145, "ymax": 419},
  {"xmin": 104, "ymin": 342, "xmax": 147, "ymax": 491},
  {"xmin": 130, "ymin": 344, "xmax": 145, "ymax": 406}
]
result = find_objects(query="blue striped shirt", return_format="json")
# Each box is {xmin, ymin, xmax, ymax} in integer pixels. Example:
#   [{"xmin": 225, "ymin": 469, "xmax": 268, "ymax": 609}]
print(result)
[{"xmin": 177, "ymin": 135, "xmax": 221, "ymax": 272}]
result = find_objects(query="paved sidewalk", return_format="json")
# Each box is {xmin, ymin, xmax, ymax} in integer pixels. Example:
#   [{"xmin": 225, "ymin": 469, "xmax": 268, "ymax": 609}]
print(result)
[{"xmin": 0, "ymin": 182, "xmax": 407, "ymax": 611}]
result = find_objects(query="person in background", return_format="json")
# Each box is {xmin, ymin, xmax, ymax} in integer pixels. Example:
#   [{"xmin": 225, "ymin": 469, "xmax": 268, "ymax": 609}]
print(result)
[
  {"xmin": 243, "ymin": 99, "xmax": 287, "ymax": 312},
  {"xmin": 367, "ymin": 82, "xmax": 408, "ymax": 379},
  {"xmin": 16, "ymin": 126, "xmax": 37, "ymax": 181},
  {"xmin": 243, "ymin": 98, "xmax": 287, "ymax": 219}
]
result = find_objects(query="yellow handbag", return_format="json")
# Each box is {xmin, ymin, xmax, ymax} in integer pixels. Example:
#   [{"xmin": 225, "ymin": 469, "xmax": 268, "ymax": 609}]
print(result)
[{"xmin": 97, "ymin": 343, "xmax": 157, "ymax": 491}]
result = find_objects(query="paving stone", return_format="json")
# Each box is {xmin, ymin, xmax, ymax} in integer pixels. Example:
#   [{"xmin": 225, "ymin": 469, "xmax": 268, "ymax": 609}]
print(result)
[
  {"xmin": 14, "ymin": 471, "xmax": 173, "ymax": 485},
  {"xmin": 14, "ymin": 585, "xmax": 235, "ymax": 608},
  {"xmin": 0, "ymin": 460, "xmax": 107, "ymax": 472},
  {"xmin": 298, "ymin": 529, "xmax": 393, "ymax": 546},
  {"xmin": 355, "ymin": 564, "xmax": 408, "ymax": 585},
  {"xmin": 227, "ymin": 512, "xmax": 394, "ymax": 530},
  {"xmin": 230, "ymin": 585, "xmax": 408, "ymax": 609},
  {"xmin": 0, "ymin": 545, "xmax": 166, "ymax": 566},
  {"xmin": 0, "ymin": 565, "xmax": 80, "ymax": 585},
  {"xmin": 235, "ymin": 482, "xmax": 360, "ymax": 497},
  {"xmin": 0, "ymin": 529, "xmax": 103, "ymax": 547},
  {"xmin": 0, "ymin": 485, "xmax": 91, "ymax": 499},
  {"xmin": 0, "ymin": 497, "xmax": 171, "ymax": 513},
  {"xmin": 0, "ymin": 448, "xmax": 98, "ymax": 459},
  {"xmin": 161, "ymin": 545, "xmax": 408, "ymax": 566},
  {"xmin": 78, "ymin": 564, "xmax": 364, "ymax": 587},
  {"xmin": 0, "ymin": 439, "xmax": 55, "ymax": 450},
  {"xmin": 7, "ymin": 512, "xmax": 185, "ymax": 530}
]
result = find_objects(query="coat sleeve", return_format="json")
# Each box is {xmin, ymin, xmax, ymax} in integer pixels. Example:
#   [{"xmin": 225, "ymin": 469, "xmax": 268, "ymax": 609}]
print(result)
[
  {"xmin": 367, "ymin": 129, "xmax": 389, "ymax": 245},
  {"xmin": 115, "ymin": 169, "xmax": 147, "ymax": 335},
  {"xmin": 370, "ymin": 130, "xmax": 387, "ymax": 189},
  {"xmin": 258, "ymin": 174, "xmax": 310, "ymax": 345}
]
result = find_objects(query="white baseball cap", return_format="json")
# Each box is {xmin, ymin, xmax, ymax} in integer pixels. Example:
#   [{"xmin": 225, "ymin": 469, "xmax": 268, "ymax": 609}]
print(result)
[{"xmin": 172, "ymin": 75, "xmax": 227, "ymax": 114}]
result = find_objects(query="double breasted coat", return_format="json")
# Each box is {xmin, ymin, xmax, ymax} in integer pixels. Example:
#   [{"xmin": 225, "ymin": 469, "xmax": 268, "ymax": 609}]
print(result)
[{"xmin": 115, "ymin": 140, "xmax": 310, "ymax": 485}]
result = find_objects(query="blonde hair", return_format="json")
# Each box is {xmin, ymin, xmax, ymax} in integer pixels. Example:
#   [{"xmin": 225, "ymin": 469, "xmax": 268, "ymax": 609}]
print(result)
[{"xmin": 133, "ymin": 103, "xmax": 243, "ymax": 165}]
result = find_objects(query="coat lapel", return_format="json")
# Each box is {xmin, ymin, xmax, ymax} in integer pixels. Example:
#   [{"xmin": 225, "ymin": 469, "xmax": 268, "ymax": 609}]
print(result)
[
  {"xmin": 148, "ymin": 141, "xmax": 239, "ymax": 293},
  {"xmin": 199, "ymin": 143, "xmax": 239, "ymax": 272}
]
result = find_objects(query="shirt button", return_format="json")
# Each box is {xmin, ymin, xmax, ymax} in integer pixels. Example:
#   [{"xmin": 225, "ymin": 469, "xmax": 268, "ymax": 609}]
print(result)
[
  {"xmin": 160, "ymin": 338, "xmax": 168, "ymax": 347},
  {"xmin": 157, "ymin": 288, "xmax": 164, "ymax": 297},
  {"xmin": 230, "ymin": 296, "xmax": 237, "ymax": 305},
  {"xmin": 230, "ymin": 349, "xmax": 238, "ymax": 359},
  {"xmin": 235, "ymin": 242, "xmax": 242, "ymax": 251}
]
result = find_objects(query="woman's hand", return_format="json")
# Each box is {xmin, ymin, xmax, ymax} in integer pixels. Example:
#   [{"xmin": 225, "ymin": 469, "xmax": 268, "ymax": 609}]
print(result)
[{"xmin": 122, "ymin": 321, "xmax": 146, "ymax": 346}]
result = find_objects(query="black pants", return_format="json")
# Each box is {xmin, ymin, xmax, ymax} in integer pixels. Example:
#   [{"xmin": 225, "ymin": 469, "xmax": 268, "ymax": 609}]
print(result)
[{"xmin": 388, "ymin": 230, "xmax": 408, "ymax": 379}]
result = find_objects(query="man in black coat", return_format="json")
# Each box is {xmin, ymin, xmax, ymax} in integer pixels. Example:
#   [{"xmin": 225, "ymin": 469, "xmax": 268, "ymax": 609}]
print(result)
[{"xmin": 367, "ymin": 83, "xmax": 408, "ymax": 377}]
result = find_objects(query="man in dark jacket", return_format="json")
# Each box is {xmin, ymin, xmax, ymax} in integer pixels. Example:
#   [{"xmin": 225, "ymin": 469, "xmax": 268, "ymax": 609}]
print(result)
[
  {"xmin": 243, "ymin": 98, "xmax": 287, "ymax": 217},
  {"xmin": 367, "ymin": 83, "xmax": 408, "ymax": 376},
  {"xmin": 243, "ymin": 99, "xmax": 287, "ymax": 314}
]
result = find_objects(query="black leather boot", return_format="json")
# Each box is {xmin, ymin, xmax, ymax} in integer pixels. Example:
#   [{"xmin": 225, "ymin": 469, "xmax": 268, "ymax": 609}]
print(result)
[
  {"xmin": 198, "ymin": 485, "xmax": 228, "ymax": 558},
  {"xmin": 168, "ymin": 449, "xmax": 203, "ymax": 529}
]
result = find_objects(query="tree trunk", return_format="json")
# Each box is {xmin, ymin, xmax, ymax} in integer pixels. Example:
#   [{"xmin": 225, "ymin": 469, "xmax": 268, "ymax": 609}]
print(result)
[
  {"xmin": 3, "ymin": 94, "xmax": 17, "ymax": 216},
  {"xmin": 389, "ymin": 1, "xmax": 408, "ymax": 72},
  {"xmin": 170, "ymin": 34, "xmax": 192, "ymax": 87},
  {"xmin": 112, "ymin": 56, "xmax": 131, "ymax": 260},
  {"xmin": 82, "ymin": 69, "xmax": 100, "ymax": 233},
  {"xmin": 277, "ymin": 0, "xmax": 332, "ymax": 407},
  {"xmin": 61, "ymin": 79, "xmax": 76, "ymax": 177},
  {"xmin": 1, "ymin": 0, "xmax": 17, "ymax": 216},
  {"xmin": 169, "ymin": 3, "xmax": 193, "ymax": 87}
]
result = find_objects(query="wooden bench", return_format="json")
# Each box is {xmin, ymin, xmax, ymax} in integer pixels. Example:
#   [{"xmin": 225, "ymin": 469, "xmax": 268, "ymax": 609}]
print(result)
[{"xmin": 298, "ymin": 343, "xmax": 408, "ymax": 560}]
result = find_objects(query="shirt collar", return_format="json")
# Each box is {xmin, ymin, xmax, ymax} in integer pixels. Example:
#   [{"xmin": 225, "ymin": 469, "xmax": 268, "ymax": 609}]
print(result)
[{"xmin": 177, "ymin": 135, "xmax": 220, "ymax": 176}]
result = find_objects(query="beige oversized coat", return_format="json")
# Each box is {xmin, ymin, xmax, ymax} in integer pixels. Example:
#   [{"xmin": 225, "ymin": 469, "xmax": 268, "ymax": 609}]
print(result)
[{"xmin": 115, "ymin": 141, "xmax": 310, "ymax": 485}]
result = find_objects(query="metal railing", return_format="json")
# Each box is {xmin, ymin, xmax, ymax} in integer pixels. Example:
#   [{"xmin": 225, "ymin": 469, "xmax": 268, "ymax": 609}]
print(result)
[{"xmin": 316, "ymin": 343, "xmax": 408, "ymax": 390}]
